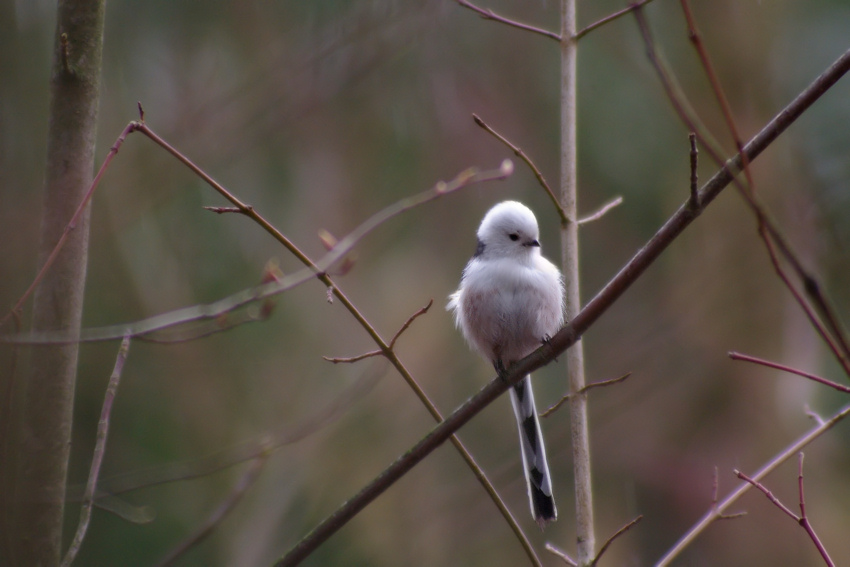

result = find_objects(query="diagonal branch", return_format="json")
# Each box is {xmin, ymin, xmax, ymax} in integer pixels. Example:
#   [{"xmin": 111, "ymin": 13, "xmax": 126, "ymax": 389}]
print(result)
[
  {"xmin": 135, "ymin": 123, "xmax": 541, "ymax": 564},
  {"xmin": 658, "ymin": 406, "xmax": 850, "ymax": 566},
  {"xmin": 60, "ymin": 336, "xmax": 131, "ymax": 567},
  {"xmin": 275, "ymin": 46, "xmax": 850, "ymax": 566},
  {"xmin": 638, "ymin": 6, "xmax": 850, "ymax": 375},
  {"xmin": 472, "ymin": 113, "xmax": 567, "ymax": 225},
  {"xmin": 155, "ymin": 452, "xmax": 271, "ymax": 567},
  {"xmin": 728, "ymin": 351, "xmax": 850, "ymax": 394},
  {"xmin": 592, "ymin": 514, "xmax": 643, "ymax": 565}
]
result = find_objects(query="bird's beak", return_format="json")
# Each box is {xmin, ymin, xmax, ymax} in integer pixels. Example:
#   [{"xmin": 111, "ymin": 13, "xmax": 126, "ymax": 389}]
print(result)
[{"xmin": 524, "ymin": 239, "xmax": 540, "ymax": 248}]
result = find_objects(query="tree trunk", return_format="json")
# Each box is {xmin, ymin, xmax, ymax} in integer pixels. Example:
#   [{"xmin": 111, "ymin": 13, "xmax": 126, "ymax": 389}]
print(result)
[{"xmin": 9, "ymin": 1, "xmax": 105, "ymax": 564}]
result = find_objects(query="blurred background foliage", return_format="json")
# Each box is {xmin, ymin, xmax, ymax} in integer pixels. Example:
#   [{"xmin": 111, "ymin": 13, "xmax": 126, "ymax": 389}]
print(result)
[{"xmin": 2, "ymin": 0, "xmax": 850, "ymax": 565}]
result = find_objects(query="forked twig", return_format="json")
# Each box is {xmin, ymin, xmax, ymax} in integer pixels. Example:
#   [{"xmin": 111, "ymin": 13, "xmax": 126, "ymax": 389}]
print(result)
[
  {"xmin": 635, "ymin": 8, "xmax": 850, "ymax": 377},
  {"xmin": 657, "ymin": 405, "xmax": 850, "ymax": 566},
  {"xmin": 323, "ymin": 300, "xmax": 434, "ymax": 364},
  {"xmin": 735, "ymin": 453, "xmax": 834, "ymax": 567}
]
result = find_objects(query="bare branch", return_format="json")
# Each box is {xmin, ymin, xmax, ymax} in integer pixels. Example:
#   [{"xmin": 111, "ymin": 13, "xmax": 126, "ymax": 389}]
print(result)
[
  {"xmin": 574, "ymin": 0, "xmax": 655, "ymax": 40},
  {"xmin": 541, "ymin": 372, "xmax": 633, "ymax": 418},
  {"xmin": 577, "ymin": 196, "xmax": 623, "ymax": 225},
  {"xmin": 454, "ymin": 0, "xmax": 561, "ymax": 42},
  {"xmin": 592, "ymin": 514, "xmax": 643, "ymax": 565},
  {"xmin": 203, "ymin": 206, "xmax": 244, "ymax": 214},
  {"xmin": 657, "ymin": 404, "xmax": 850, "ymax": 566},
  {"xmin": 544, "ymin": 543, "xmax": 578, "ymax": 566},
  {"xmin": 61, "ymin": 336, "xmax": 131, "ymax": 567},
  {"xmin": 3, "ymin": 162, "xmax": 511, "ymax": 345},
  {"xmin": 637, "ymin": 6, "xmax": 850, "ymax": 375},
  {"xmin": 734, "ymin": 469, "xmax": 799, "ymax": 521},
  {"xmin": 323, "ymin": 351, "xmax": 382, "ymax": 364},
  {"xmin": 324, "ymin": 300, "xmax": 434, "ymax": 364},
  {"xmin": 1, "ymin": 121, "xmax": 141, "ymax": 330},
  {"xmin": 736, "ymin": 453, "xmax": 834, "ymax": 567},
  {"xmin": 472, "ymin": 113, "xmax": 567, "ymax": 225},
  {"xmin": 729, "ymin": 351, "xmax": 850, "ymax": 394},
  {"xmin": 711, "ymin": 465, "xmax": 746, "ymax": 520},
  {"xmin": 276, "ymin": 47, "xmax": 850, "ymax": 564},
  {"xmin": 155, "ymin": 452, "xmax": 270, "ymax": 567},
  {"xmin": 389, "ymin": 299, "xmax": 433, "ymax": 350}
]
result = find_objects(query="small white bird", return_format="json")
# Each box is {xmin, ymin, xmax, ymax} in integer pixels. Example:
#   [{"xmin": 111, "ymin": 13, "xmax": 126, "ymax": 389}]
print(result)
[{"xmin": 448, "ymin": 201, "xmax": 564, "ymax": 529}]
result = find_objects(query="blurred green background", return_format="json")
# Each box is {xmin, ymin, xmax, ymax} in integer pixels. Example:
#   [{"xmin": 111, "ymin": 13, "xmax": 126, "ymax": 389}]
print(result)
[{"xmin": 3, "ymin": 0, "xmax": 850, "ymax": 565}]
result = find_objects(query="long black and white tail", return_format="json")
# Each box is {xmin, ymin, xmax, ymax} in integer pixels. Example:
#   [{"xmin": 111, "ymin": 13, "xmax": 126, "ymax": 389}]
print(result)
[{"xmin": 509, "ymin": 375, "xmax": 556, "ymax": 529}]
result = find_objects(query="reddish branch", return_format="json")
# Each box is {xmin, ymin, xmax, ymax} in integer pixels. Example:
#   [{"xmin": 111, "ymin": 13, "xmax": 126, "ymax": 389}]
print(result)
[
  {"xmin": 729, "ymin": 351, "xmax": 850, "ymax": 394},
  {"xmin": 735, "ymin": 454, "xmax": 834, "ymax": 566}
]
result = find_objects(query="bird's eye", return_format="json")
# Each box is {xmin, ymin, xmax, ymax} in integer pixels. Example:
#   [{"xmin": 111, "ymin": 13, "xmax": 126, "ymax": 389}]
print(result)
[{"xmin": 509, "ymin": 233, "xmax": 519, "ymax": 241}]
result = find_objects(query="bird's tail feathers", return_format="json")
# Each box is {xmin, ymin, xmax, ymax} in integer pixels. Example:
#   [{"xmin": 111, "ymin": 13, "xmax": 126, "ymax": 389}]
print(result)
[{"xmin": 509, "ymin": 375, "xmax": 556, "ymax": 529}]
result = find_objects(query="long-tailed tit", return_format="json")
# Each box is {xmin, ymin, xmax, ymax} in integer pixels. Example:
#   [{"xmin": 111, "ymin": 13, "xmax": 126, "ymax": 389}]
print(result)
[{"xmin": 448, "ymin": 201, "xmax": 564, "ymax": 529}]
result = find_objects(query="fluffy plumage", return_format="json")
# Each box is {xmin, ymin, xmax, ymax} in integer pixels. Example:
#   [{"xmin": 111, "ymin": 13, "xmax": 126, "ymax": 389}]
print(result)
[{"xmin": 448, "ymin": 201, "xmax": 564, "ymax": 528}]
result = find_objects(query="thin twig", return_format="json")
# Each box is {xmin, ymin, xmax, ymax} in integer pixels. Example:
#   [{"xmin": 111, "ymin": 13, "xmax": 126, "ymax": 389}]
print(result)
[
  {"xmin": 574, "ymin": 0, "xmax": 655, "ymax": 40},
  {"xmin": 729, "ymin": 351, "xmax": 850, "ymax": 394},
  {"xmin": 1, "ymin": 121, "xmax": 141, "ymax": 330},
  {"xmin": 797, "ymin": 454, "xmax": 833, "ymax": 566},
  {"xmin": 203, "ymin": 206, "xmax": 244, "ymax": 214},
  {"xmin": 582, "ymin": 371, "xmax": 633, "ymax": 394},
  {"xmin": 76, "ymin": 360, "xmax": 387, "ymax": 501},
  {"xmin": 735, "ymin": 469, "xmax": 798, "ymax": 519},
  {"xmin": 323, "ymin": 300, "xmax": 433, "ymax": 364},
  {"xmin": 657, "ymin": 405, "xmax": 850, "ymax": 566},
  {"xmin": 688, "ymin": 133, "xmax": 699, "ymax": 209},
  {"xmin": 155, "ymin": 452, "xmax": 271, "ymax": 567},
  {"xmin": 472, "ymin": 113, "xmax": 567, "ymax": 225},
  {"xmin": 635, "ymin": 10, "xmax": 850, "ymax": 376},
  {"xmin": 60, "ymin": 336, "xmax": 131, "ymax": 567},
  {"xmin": 681, "ymin": 2, "xmax": 850, "ymax": 374},
  {"xmin": 323, "ymin": 350, "xmax": 382, "ymax": 364},
  {"xmin": 389, "ymin": 299, "xmax": 433, "ymax": 349},
  {"xmin": 454, "ymin": 0, "xmax": 561, "ymax": 42},
  {"xmin": 545, "ymin": 542, "xmax": 578, "ymax": 566},
  {"xmin": 3, "ymin": 162, "xmax": 511, "ymax": 345},
  {"xmin": 679, "ymin": 0, "xmax": 752, "ymax": 189},
  {"xmin": 592, "ymin": 514, "xmax": 643, "ymax": 565},
  {"xmin": 541, "ymin": 372, "xmax": 632, "ymax": 418},
  {"xmin": 711, "ymin": 465, "xmax": 746, "ymax": 520},
  {"xmin": 735, "ymin": 453, "xmax": 834, "ymax": 567},
  {"xmin": 577, "ymin": 196, "xmax": 623, "ymax": 225}
]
